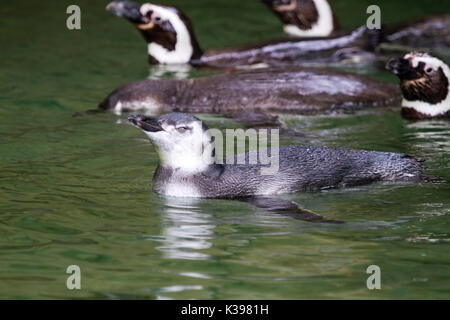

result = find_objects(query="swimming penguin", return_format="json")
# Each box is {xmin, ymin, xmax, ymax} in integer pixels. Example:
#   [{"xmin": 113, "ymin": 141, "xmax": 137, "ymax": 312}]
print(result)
[
  {"xmin": 127, "ymin": 112, "xmax": 423, "ymax": 199},
  {"xmin": 383, "ymin": 14, "xmax": 450, "ymax": 50},
  {"xmin": 387, "ymin": 52, "xmax": 450, "ymax": 119},
  {"xmin": 105, "ymin": 0, "xmax": 379, "ymax": 68},
  {"xmin": 262, "ymin": 0, "xmax": 450, "ymax": 50},
  {"xmin": 261, "ymin": 0, "xmax": 340, "ymax": 37},
  {"xmin": 99, "ymin": 66, "xmax": 401, "ymax": 118}
]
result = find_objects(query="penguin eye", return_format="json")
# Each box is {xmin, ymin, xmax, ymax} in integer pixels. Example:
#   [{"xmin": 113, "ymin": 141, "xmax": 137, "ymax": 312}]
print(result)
[
  {"xmin": 176, "ymin": 127, "xmax": 188, "ymax": 134},
  {"xmin": 152, "ymin": 15, "xmax": 162, "ymax": 23},
  {"xmin": 425, "ymin": 67, "xmax": 433, "ymax": 74}
]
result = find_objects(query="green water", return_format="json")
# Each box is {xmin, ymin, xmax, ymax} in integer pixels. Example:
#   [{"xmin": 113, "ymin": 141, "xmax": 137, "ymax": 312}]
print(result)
[{"xmin": 1, "ymin": 0, "xmax": 449, "ymax": 299}]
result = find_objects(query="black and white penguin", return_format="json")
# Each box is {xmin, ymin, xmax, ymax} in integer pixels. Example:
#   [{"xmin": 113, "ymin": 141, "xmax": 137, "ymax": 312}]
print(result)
[
  {"xmin": 262, "ymin": 0, "xmax": 450, "ymax": 50},
  {"xmin": 261, "ymin": 0, "xmax": 340, "ymax": 37},
  {"xmin": 99, "ymin": 66, "xmax": 401, "ymax": 117},
  {"xmin": 106, "ymin": 0, "xmax": 379, "ymax": 68},
  {"xmin": 127, "ymin": 113, "xmax": 424, "ymax": 199},
  {"xmin": 384, "ymin": 14, "xmax": 450, "ymax": 50},
  {"xmin": 387, "ymin": 52, "xmax": 450, "ymax": 119}
]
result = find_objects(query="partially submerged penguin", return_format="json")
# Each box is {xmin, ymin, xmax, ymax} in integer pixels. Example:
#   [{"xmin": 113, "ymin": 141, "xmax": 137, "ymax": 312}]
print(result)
[
  {"xmin": 106, "ymin": 0, "xmax": 379, "ymax": 68},
  {"xmin": 261, "ymin": 0, "xmax": 340, "ymax": 37},
  {"xmin": 100, "ymin": 66, "xmax": 401, "ymax": 118},
  {"xmin": 127, "ymin": 112, "xmax": 423, "ymax": 222},
  {"xmin": 387, "ymin": 52, "xmax": 450, "ymax": 119},
  {"xmin": 262, "ymin": 0, "xmax": 450, "ymax": 50},
  {"xmin": 383, "ymin": 14, "xmax": 450, "ymax": 50}
]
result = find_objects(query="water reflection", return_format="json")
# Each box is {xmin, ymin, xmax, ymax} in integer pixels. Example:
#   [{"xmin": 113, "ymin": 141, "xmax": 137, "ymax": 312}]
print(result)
[
  {"xmin": 156, "ymin": 197, "xmax": 215, "ymax": 260},
  {"xmin": 147, "ymin": 64, "xmax": 193, "ymax": 80},
  {"xmin": 405, "ymin": 120, "xmax": 450, "ymax": 153}
]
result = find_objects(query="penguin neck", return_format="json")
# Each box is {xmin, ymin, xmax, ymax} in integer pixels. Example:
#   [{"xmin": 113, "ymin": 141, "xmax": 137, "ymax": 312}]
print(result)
[
  {"xmin": 144, "ymin": 18, "xmax": 203, "ymax": 65},
  {"xmin": 157, "ymin": 140, "xmax": 217, "ymax": 175},
  {"xmin": 283, "ymin": 0, "xmax": 335, "ymax": 37}
]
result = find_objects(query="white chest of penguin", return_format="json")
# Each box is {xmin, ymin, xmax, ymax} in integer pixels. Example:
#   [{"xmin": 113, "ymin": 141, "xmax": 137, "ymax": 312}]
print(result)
[{"xmin": 158, "ymin": 176, "xmax": 203, "ymax": 198}]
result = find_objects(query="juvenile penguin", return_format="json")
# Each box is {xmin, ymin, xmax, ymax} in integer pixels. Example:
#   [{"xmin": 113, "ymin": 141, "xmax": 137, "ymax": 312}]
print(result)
[
  {"xmin": 387, "ymin": 52, "xmax": 450, "ymax": 119},
  {"xmin": 100, "ymin": 66, "xmax": 401, "ymax": 116},
  {"xmin": 106, "ymin": 0, "xmax": 379, "ymax": 68},
  {"xmin": 261, "ymin": 0, "xmax": 340, "ymax": 37},
  {"xmin": 127, "ymin": 113, "xmax": 423, "ymax": 199}
]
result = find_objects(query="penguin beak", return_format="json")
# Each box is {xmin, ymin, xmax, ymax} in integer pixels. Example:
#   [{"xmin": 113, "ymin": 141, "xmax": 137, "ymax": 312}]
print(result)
[
  {"xmin": 106, "ymin": 1, "xmax": 176, "ymax": 33},
  {"xmin": 386, "ymin": 58, "xmax": 412, "ymax": 76},
  {"xmin": 261, "ymin": 0, "xmax": 292, "ymax": 8},
  {"xmin": 386, "ymin": 58, "xmax": 424, "ymax": 80},
  {"xmin": 106, "ymin": 1, "xmax": 148, "ymax": 24},
  {"xmin": 128, "ymin": 114, "xmax": 163, "ymax": 132},
  {"xmin": 261, "ymin": 0, "xmax": 283, "ymax": 5}
]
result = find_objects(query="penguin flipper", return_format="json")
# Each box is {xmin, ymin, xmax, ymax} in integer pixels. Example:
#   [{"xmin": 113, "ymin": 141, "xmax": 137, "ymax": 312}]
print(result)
[{"xmin": 244, "ymin": 197, "xmax": 344, "ymax": 224}]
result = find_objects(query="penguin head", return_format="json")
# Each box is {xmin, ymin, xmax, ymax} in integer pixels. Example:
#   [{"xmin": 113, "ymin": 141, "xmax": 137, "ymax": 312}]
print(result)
[
  {"xmin": 106, "ymin": 1, "xmax": 203, "ymax": 64},
  {"xmin": 128, "ymin": 113, "xmax": 215, "ymax": 172},
  {"xmin": 262, "ymin": 0, "xmax": 294, "ymax": 9},
  {"xmin": 261, "ymin": 0, "xmax": 336, "ymax": 37},
  {"xmin": 387, "ymin": 52, "xmax": 450, "ymax": 117}
]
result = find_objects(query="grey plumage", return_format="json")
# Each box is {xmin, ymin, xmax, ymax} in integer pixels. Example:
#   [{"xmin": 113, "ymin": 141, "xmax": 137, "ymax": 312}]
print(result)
[
  {"xmin": 100, "ymin": 67, "xmax": 401, "ymax": 116},
  {"xmin": 153, "ymin": 145, "xmax": 423, "ymax": 198}
]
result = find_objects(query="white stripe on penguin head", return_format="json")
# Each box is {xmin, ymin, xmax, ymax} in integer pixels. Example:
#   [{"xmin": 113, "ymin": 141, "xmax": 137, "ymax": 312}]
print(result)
[{"xmin": 141, "ymin": 4, "xmax": 194, "ymax": 64}]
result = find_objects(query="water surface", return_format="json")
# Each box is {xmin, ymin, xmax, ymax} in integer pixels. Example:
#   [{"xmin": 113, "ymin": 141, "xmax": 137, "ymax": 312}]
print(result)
[{"xmin": 0, "ymin": 0, "xmax": 449, "ymax": 299}]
